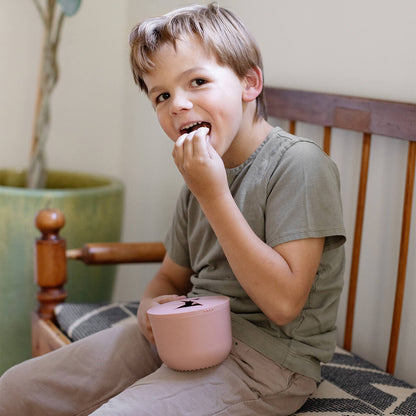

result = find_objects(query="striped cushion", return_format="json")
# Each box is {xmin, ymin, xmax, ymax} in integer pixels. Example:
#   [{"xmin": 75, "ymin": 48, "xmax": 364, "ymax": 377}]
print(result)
[{"xmin": 55, "ymin": 301, "xmax": 139, "ymax": 341}]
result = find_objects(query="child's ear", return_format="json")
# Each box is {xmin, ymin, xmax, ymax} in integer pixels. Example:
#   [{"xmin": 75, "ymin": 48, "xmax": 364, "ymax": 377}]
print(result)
[{"xmin": 242, "ymin": 66, "xmax": 263, "ymax": 102}]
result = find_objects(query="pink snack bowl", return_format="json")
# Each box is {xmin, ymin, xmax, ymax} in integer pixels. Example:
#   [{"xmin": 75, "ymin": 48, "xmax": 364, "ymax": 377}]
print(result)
[{"xmin": 147, "ymin": 296, "xmax": 232, "ymax": 371}]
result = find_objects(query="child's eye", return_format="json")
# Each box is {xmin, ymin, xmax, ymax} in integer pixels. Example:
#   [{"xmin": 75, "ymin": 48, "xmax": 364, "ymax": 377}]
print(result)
[
  {"xmin": 156, "ymin": 92, "xmax": 170, "ymax": 104},
  {"xmin": 191, "ymin": 78, "xmax": 207, "ymax": 87}
]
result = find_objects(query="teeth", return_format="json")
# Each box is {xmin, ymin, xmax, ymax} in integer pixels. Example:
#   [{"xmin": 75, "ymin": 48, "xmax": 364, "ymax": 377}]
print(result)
[
  {"xmin": 181, "ymin": 121, "xmax": 210, "ymax": 134},
  {"xmin": 183, "ymin": 122, "xmax": 200, "ymax": 130}
]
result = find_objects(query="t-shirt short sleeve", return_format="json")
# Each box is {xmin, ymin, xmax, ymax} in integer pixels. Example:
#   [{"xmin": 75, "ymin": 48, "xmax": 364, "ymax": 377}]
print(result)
[{"xmin": 265, "ymin": 140, "xmax": 345, "ymax": 251}]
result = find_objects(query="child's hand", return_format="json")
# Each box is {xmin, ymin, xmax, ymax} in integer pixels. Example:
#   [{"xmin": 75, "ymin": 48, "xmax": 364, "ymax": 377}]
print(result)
[
  {"xmin": 137, "ymin": 294, "xmax": 186, "ymax": 344},
  {"xmin": 173, "ymin": 127, "xmax": 229, "ymax": 203}
]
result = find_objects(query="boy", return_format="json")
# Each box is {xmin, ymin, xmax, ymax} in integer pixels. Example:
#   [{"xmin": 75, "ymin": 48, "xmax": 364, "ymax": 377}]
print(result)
[{"xmin": 0, "ymin": 3, "xmax": 345, "ymax": 415}]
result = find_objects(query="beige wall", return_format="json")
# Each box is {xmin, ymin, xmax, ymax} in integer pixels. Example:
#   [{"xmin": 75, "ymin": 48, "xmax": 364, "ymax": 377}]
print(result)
[{"xmin": 1, "ymin": 0, "xmax": 415, "ymax": 384}]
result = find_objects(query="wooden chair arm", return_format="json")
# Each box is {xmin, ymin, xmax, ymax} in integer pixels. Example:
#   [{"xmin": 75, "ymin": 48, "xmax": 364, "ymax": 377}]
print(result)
[
  {"xmin": 34, "ymin": 208, "xmax": 165, "ymax": 322},
  {"xmin": 32, "ymin": 208, "xmax": 165, "ymax": 357},
  {"xmin": 66, "ymin": 242, "xmax": 166, "ymax": 265}
]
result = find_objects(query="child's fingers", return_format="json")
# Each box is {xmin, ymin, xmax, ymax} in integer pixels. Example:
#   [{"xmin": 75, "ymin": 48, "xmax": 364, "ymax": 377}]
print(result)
[
  {"xmin": 145, "ymin": 318, "xmax": 155, "ymax": 344},
  {"xmin": 144, "ymin": 295, "xmax": 186, "ymax": 344},
  {"xmin": 155, "ymin": 294, "xmax": 186, "ymax": 304},
  {"xmin": 175, "ymin": 133, "xmax": 187, "ymax": 148},
  {"xmin": 174, "ymin": 130, "xmax": 196, "ymax": 167},
  {"xmin": 205, "ymin": 136, "xmax": 219, "ymax": 159},
  {"xmin": 173, "ymin": 126, "xmax": 210, "ymax": 172},
  {"xmin": 183, "ymin": 131, "xmax": 196, "ymax": 161},
  {"xmin": 173, "ymin": 134, "xmax": 187, "ymax": 169},
  {"xmin": 191, "ymin": 127, "xmax": 210, "ymax": 157}
]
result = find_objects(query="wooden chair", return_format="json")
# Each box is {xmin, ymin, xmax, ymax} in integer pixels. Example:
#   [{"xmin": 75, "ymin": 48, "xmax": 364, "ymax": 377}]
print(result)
[{"xmin": 31, "ymin": 87, "xmax": 416, "ymax": 414}]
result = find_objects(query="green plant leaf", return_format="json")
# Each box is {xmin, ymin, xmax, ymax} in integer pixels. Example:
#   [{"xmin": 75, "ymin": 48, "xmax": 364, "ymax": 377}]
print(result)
[{"xmin": 57, "ymin": 0, "xmax": 82, "ymax": 17}]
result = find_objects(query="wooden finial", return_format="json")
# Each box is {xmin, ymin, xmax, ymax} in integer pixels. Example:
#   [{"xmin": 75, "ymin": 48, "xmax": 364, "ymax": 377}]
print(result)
[
  {"xmin": 35, "ymin": 208, "xmax": 65, "ymax": 239},
  {"xmin": 34, "ymin": 209, "xmax": 67, "ymax": 320}
]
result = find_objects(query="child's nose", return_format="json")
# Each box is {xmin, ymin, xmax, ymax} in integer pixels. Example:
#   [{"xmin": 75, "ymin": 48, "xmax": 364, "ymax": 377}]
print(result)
[{"xmin": 170, "ymin": 92, "xmax": 193, "ymax": 114}]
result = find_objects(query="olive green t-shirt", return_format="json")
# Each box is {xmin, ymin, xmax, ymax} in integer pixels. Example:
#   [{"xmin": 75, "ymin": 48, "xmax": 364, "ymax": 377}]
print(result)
[{"xmin": 164, "ymin": 127, "xmax": 346, "ymax": 380}]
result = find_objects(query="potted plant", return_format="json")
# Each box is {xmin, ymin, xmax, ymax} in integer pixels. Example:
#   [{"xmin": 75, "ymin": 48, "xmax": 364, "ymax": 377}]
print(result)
[{"xmin": 0, "ymin": 0, "xmax": 124, "ymax": 373}]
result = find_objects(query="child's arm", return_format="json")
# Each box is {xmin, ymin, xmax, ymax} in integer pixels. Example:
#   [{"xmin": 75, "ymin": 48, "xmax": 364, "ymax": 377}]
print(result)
[
  {"xmin": 173, "ymin": 128, "xmax": 324, "ymax": 326},
  {"xmin": 138, "ymin": 255, "xmax": 193, "ymax": 344}
]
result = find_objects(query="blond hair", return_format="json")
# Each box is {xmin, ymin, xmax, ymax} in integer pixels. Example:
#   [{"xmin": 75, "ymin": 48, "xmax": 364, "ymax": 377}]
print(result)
[{"xmin": 129, "ymin": 2, "xmax": 267, "ymax": 119}]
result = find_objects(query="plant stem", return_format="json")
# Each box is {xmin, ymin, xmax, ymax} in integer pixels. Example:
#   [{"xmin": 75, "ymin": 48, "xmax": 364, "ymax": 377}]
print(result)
[{"xmin": 27, "ymin": 1, "xmax": 66, "ymax": 189}]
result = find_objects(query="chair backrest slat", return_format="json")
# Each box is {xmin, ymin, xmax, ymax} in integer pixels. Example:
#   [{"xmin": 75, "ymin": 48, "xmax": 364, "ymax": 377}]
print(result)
[
  {"xmin": 323, "ymin": 126, "xmax": 332, "ymax": 155},
  {"xmin": 386, "ymin": 141, "xmax": 416, "ymax": 374},
  {"xmin": 343, "ymin": 132, "xmax": 372, "ymax": 351},
  {"xmin": 289, "ymin": 120, "xmax": 296, "ymax": 135}
]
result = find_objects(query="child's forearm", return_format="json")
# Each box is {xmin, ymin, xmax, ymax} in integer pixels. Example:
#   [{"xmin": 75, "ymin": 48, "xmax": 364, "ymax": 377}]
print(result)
[
  {"xmin": 197, "ymin": 192, "xmax": 324, "ymax": 326},
  {"xmin": 141, "ymin": 256, "xmax": 193, "ymax": 302},
  {"xmin": 141, "ymin": 274, "xmax": 182, "ymax": 302}
]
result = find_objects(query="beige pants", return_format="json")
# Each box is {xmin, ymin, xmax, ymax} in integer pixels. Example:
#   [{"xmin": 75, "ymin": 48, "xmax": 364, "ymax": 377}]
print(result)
[{"xmin": 0, "ymin": 322, "xmax": 316, "ymax": 416}]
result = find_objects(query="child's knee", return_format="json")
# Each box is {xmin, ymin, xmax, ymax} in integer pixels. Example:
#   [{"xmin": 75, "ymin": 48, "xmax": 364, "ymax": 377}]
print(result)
[
  {"xmin": 0, "ymin": 363, "xmax": 28, "ymax": 411},
  {"xmin": 0, "ymin": 362, "xmax": 24, "ymax": 391}
]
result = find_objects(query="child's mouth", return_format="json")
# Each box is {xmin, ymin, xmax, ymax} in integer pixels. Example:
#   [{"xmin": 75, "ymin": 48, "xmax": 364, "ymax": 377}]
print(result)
[{"xmin": 180, "ymin": 121, "xmax": 211, "ymax": 135}]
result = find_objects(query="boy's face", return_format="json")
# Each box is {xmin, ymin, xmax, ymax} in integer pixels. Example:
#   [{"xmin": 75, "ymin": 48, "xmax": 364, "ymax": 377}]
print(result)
[{"xmin": 142, "ymin": 37, "xmax": 248, "ymax": 160}]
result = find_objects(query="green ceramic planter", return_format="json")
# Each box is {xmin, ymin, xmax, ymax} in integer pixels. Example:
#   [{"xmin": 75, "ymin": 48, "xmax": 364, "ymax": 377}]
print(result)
[{"xmin": 0, "ymin": 169, "xmax": 124, "ymax": 374}]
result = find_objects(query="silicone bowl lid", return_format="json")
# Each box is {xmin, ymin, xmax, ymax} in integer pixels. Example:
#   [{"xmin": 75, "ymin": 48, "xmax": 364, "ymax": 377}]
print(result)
[{"xmin": 147, "ymin": 296, "xmax": 229, "ymax": 317}]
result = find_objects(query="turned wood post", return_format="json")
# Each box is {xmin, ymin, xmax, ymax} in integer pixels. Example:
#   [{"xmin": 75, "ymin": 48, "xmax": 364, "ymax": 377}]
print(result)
[{"xmin": 34, "ymin": 209, "xmax": 67, "ymax": 320}]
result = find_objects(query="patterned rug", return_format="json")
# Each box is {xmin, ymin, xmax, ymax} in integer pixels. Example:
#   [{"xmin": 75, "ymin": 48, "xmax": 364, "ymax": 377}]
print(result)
[{"xmin": 55, "ymin": 302, "xmax": 416, "ymax": 416}]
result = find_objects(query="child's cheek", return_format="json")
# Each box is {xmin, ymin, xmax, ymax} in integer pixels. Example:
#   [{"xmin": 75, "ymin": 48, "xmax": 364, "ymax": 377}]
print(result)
[{"xmin": 157, "ymin": 116, "xmax": 175, "ymax": 142}]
